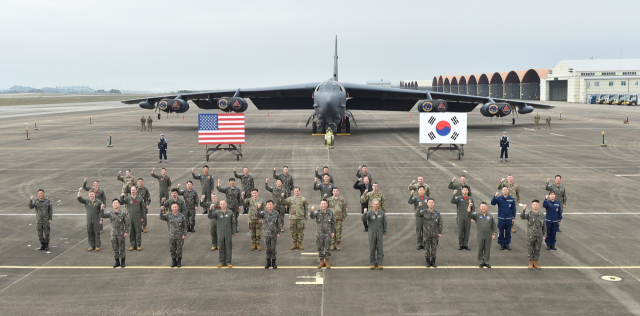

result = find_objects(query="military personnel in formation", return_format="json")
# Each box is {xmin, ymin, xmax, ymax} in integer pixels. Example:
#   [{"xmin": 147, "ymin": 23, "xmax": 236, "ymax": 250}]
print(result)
[
  {"xmin": 265, "ymin": 178, "xmax": 286, "ymax": 232},
  {"xmin": 140, "ymin": 115, "xmax": 147, "ymax": 132},
  {"xmin": 273, "ymin": 167, "xmax": 294, "ymax": 199},
  {"xmin": 545, "ymin": 115, "xmax": 551, "ymax": 129},
  {"xmin": 159, "ymin": 203, "xmax": 187, "ymax": 268},
  {"xmin": 217, "ymin": 178, "xmax": 242, "ymax": 232},
  {"xmin": 409, "ymin": 176, "xmax": 430, "ymax": 197},
  {"xmin": 521, "ymin": 200, "xmax": 546, "ymax": 270},
  {"xmin": 534, "ymin": 112, "xmax": 541, "ymax": 129},
  {"xmin": 419, "ymin": 198, "xmax": 443, "ymax": 268},
  {"xmin": 162, "ymin": 189, "xmax": 186, "ymax": 215},
  {"xmin": 362, "ymin": 200, "xmax": 387, "ymax": 270},
  {"xmin": 151, "ymin": 167, "xmax": 172, "ymax": 205},
  {"xmin": 327, "ymin": 187, "xmax": 347, "ymax": 251},
  {"xmin": 256, "ymin": 200, "xmax": 282, "ymax": 269},
  {"xmin": 118, "ymin": 187, "xmax": 148, "ymax": 251},
  {"xmin": 234, "ymin": 167, "xmax": 255, "ymax": 215},
  {"xmin": 129, "ymin": 178, "xmax": 150, "ymax": 233},
  {"xmin": 545, "ymin": 175, "xmax": 567, "ymax": 232},
  {"xmin": 100, "ymin": 199, "xmax": 130, "ymax": 268},
  {"xmin": 178, "ymin": 181, "xmax": 199, "ymax": 233},
  {"xmin": 242, "ymin": 189, "xmax": 265, "ymax": 251},
  {"xmin": 543, "ymin": 192, "xmax": 562, "ymax": 251},
  {"xmin": 29, "ymin": 189, "xmax": 53, "ymax": 251},
  {"xmin": 451, "ymin": 187, "xmax": 474, "ymax": 251},
  {"xmin": 315, "ymin": 166, "xmax": 334, "ymax": 184},
  {"xmin": 467, "ymin": 202, "xmax": 497, "ymax": 268},
  {"xmin": 491, "ymin": 187, "xmax": 517, "ymax": 250},
  {"xmin": 83, "ymin": 178, "xmax": 106, "ymax": 233},
  {"xmin": 314, "ymin": 175, "xmax": 335, "ymax": 200},
  {"xmin": 147, "ymin": 116, "xmax": 153, "ymax": 132},
  {"xmin": 201, "ymin": 194, "xmax": 220, "ymax": 251},
  {"xmin": 356, "ymin": 165, "xmax": 372, "ymax": 183},
  {"xmin": 213, "ymin": 200, "xmax": 237, "ymax": 268},
  {"xmin": 310, "ymin": 200, "xmax": 336, "ymax": 269},
  {"xmin": 448, "ymin": 175, "xmax": 472, "ymax": 197},
  {"xmin": 408, "ymin": 186, "xmax": 429, "ymax": 250},
  {"xmin": 77, "ymin": 188, "xmax": 105, "ymax": 251},
  {"xmin": 280, "ymin": 187, "xmax": 309, "ymax": 250},
  {"xmin": 498, "ymin": 175, "xmax": 521, "ymax": 233},
  {"xmin": 353, "ymin": 176, "xmax": 373, "ymax": 231},
  {"xmin": 360, "ymin": 183, "xmax": 386, "ymax": 211},
  {"xmin": 192, "ymin": 166, "xmax": 214, "ymax": 209},
  {"xmin": 117, "ymin": 170, "xmax": 135, "ymax": 198}
]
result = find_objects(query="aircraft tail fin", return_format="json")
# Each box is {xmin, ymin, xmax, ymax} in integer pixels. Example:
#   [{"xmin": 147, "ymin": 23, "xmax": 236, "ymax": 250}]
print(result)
[{"xmin": 332, "ymin": 36, "xmax": 338, "ymax": 82}]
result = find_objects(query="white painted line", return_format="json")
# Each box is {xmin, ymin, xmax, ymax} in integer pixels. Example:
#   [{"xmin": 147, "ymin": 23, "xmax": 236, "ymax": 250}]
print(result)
[
  {"xmin": 524, "ymin": 128, "xmax": 535, "ymax": 131},
  {"xmin": 616, "ymin": 175, "xmax": 640, "ymax": 177},
  {"xmin": 550, "ymin": 133, "xmax": 565, "ymax": 137}
]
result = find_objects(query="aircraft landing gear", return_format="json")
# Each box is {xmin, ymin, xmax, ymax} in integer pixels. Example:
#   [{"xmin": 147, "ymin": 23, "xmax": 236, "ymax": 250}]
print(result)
[{"xmin": 158, "ymin": 113, "xmax": 161, "ymax": 120}]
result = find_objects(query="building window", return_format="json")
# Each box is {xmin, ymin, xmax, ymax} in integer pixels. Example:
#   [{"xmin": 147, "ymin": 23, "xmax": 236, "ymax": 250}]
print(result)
[
  {"xmin": 622, "ymin": 81, "xmax": 627, "ymax": 86},
  {"xmin": 581, "ymin": 72, "xmax": 595, "ymax": 76},
  {"xmin": 595, "ymin": 82, "xmax": 599, "ymax": 87},
  {"xmin": 603, "ymin": 72, "xmax": 615, "ymax": 76},
  {"xmin": 609, "ymin": 81, "xmax": 614, "ymax": 86},
  {"xmin": 622, "ymin": 72, "xmax": 637, "ymax": 75}
]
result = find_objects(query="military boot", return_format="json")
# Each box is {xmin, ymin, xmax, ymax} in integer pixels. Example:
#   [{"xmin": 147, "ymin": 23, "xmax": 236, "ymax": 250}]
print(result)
[
  {"xmin": 265, "ymin": 259, "xmax": 271, "ymax": 269},
  {"xmin": 191, "ymin": 226, "xmax": 196, "ymax": 233},
  {"xmin": 298, "ymin": 243, "xmax": 304, "ymax": 250},
  {"xmin": 113, "ymin": 259, "xmax": 120, "ymax": 268},
  {"xmin": 331, "ymin": 243, "xmax": 336, "ymax": 251},
  {"xmin": 272, "ymin": 259, "xmax": 277, "ymax": 269},
  {"xmin": 39, "ymin": 242, "xmax": 45, "ymax": 251},
  {"xmin": 120, "ymin": 258, "xmax": 125, "ymax": 268},
  {"xmin": 431, "ymin": 258, "xmax": 437, "ymax": 268},
  {"xmin": 171, "ymin": 259, "xmax": 177, "ymax": 268},
  {"xmin": 256, "ymin": 243, "xmax": 262, "ymax": 251},
  {"xmin": 425, "ymin": 258, "xmax": 431, "ymax": 268},
  {"xmin": 325, "ymin": 259, "xmax": 331, "ymax": 269},
  {"xmin": 528, "ymin": 260, "xmax": 534, "ymax": 270},
  {"xmin": 290, "ymin": 241, "xmax": 298, "ymax": 250},
  {"xmin": 533, "ymin": 261, "xmax": 541, "ymax": 270},
  {"xmin": 336, "ymin": 241, "xmax": 341, "ymax": 251},
  {"xmin": 177, "ymin": 258, "xmax": 182, "ymax": 268},
  {"xmin": 44, "ymin": 243, "xmax": 50, "ymax": 251},
  {"xmin": 142, "ymin": 226, "xmax": 147, "ymax": 233},
  {"xmin": 317, "ymin": 259, "xmax": 325, "ymax": 269},
  {"xmin": 251, "ymin": 243, "xmax": 257, "ymax": 251}
]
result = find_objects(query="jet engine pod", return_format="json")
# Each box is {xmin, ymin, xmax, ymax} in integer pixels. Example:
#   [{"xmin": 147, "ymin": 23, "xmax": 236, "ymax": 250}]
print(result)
[
  {"xmin": 480, "ymin": 102, "xmax": 499, "ymax": 117},
  {"xmin": 496, "ymin": 103, "xmax": 511, "ymax": 117},
  {"xmin": 418, "ymin": 99, "xmax": 447, "ymax": 112},
  {"xmin": 139, "ymin": 100, "xmax": 155, "ymax": 109},
  {"xmin": 435, "ymin": 100, "xmax": 448, "ymax": 112},
  {"xmin": 218, "ymin": 97, "xmax": 248, "ymax": 113},
  {"xmin": 518, "ymin": 104, "xmax": 534, "ymax": 114}
]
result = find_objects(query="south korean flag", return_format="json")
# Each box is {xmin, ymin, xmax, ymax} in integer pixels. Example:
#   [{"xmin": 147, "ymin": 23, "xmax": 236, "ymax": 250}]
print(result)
[{"xmin": 419, "ymin": 113, "xmax": 467, "ymax": 144}]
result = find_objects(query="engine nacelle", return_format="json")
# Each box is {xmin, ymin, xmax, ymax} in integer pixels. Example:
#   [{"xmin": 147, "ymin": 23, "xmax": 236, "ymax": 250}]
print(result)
[
  {"xmin": 480, "ymin": 102, "xmax": 511, "ymax": 117},
  {"xmin": 217, "ymin": 97, "xmax": 248, "ymax": 113},
  {"xmin": 417, "ymin": 99, "xmax": 448, "ymax": 112},
  {"xmin": 518, "ymin": 104, "xmax": 534, "ymax": 114},
  {"xmin": 158, "ymin": 98, "xmax": 189, "ymax": 113},
  {"xmin": 139, "ymin": 100, "xmax": 155, "ymax": 109}
]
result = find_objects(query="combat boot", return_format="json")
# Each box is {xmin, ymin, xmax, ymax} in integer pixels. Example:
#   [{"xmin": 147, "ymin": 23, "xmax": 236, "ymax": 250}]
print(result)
[
  {"xmin": 211, "ymin": 246, "xmax": 215, "ymax": 251},
  {"xmin": 272, "ymin": 259, "xmax": 277, "ymax": 269},
  {"xmin": 251, "ymin": 243, "xmax": 257, "ymax": 251},
  {"xmin": 142, "ymin": 226, "xmax": 147, "ymax": 233},
  {"xmin": 331, "ymin": 243, "xmax": 336, "ymax": 251},
  {"xmin": 528, "ymin": 260, "xmax": 534, "ymax": 270},
  {"xmin": 265, "ymin": 259, "xmax": 271, "ymax": 269},
  {"xmin": 325, "ymin": 259, "xmax": 331, "ymax": 269},
  {"xmin": 298, "ymin": 243, "xmax": 304, "ymax": 250},
  {"xmin": 318, "ymin": 259, "xmax": 325, "ymax": 269},
  {"xmin": 290, "ymin": 241, "xmax": 298, "ymax": 250},
  {"xmin": 113, "ymin": 259, "xmax": 120, "ymax": 268},
  {"xmin": 431, "ymin": 258, "xmax": 437, "ymax": 268},
  {"xmin": 39, "ymin": 242, "xmax": 45, "ymax": 251},
  {"xmin": 44, "ymin": 243, "xmax": 50, "ymax": 251},
  {"xmin": 191, "ymin": 226, "xmax": 195, "ymax": 233},
  {"xmin": 336, "ymin": 241, "xmax": 341, "ymax": 251},
  {"xmin": 177, "ymin": 258, "xmax": 182, "ymax": 268},
  {"xmin": 227, "ymin": 264, "xmax": 233, "ymax": 268},
  {"xmin": 256, "ymin": 243, "xmax": 262, "ymax": 251},
  {"xmin": 533, "ymin": 261, "xmax": 541, "ymax": 270},
  {"xmin": 88, "ymin": 247, "xmax": 94, "ymax": 251},
  {"xmin": 95, "ymin": 247, "xmax": 100, "ymax": 251},
  {"xmin": 425, "ymin": 258, "xmax": 431, "ymax": 268},
  {"xmin": 217, "ymin": 263, "xmax": 225, "ymax": 268},
  {"xmin": 171, "ymin": 259, "xmax": 177, "ymax": 268},
  {"xmin": 120, "ymin": 258, "xmax": 125, "ymax": 268},
  {"xmin": 129, "ymin": 247, "xmax": 135, "ymax": 251}
]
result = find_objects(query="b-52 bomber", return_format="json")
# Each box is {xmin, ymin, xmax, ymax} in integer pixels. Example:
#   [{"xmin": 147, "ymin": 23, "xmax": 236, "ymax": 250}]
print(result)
[{"xmin": 122, "ymin": 37, "xmax": 554, "ymax": 134}]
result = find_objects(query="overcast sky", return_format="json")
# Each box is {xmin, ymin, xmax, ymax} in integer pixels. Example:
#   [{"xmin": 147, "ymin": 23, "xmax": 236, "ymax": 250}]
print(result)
[{"xmin": 2, "ymin": 0, "xmax": 639, "ymax": 92}]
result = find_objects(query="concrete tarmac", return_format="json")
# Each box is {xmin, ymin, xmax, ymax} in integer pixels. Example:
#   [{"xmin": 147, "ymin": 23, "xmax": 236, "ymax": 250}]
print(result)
[{"xmin": 1, "ymin": 100, "xmax": 640, "ymax": 315}]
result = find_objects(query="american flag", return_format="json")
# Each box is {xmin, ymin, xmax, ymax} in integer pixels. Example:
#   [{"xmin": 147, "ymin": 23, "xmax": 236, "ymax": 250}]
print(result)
[{"xmin": 198, "ymin": 113, "xmax": 245, "ymax": 144}]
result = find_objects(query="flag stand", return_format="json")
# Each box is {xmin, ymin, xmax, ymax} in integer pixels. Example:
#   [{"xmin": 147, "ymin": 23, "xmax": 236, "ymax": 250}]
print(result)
[
  {"xmin": 205, "ymin": 144, "xmax": 243, "ymax": 161},
  {"xmin": 425, "ymin": 144, "xmax": 464, "ymax": 160}
]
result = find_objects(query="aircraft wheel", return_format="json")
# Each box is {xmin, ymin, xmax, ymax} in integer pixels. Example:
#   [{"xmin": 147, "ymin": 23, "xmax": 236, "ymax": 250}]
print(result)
[{"xmin": 312, "ymin": 123, "xmax": 317, "ymax": 134}]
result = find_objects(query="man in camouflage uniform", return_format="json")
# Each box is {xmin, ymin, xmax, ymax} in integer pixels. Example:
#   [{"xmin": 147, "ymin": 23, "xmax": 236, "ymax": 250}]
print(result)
[
  {"xmin": 498, "ymin": 175, "xmax": 521, "ymax": 233},
  {"xmin": 213, "ymin": 200, "xmax": 237, "ymax": 268},
  {"xmin": 327, "ymin": 187, "xmax": 347, "ymax": 251},
  {"xmin": 192, "ymin": 166, "xmax": 214, "ymax": 209},
  {"xmin": 409, "ymin": 176, "xmax": 430, "ymax": 197},
  {"xmin": 310, "ymin": 200, "xmax": 336, "ymax": 269},
  {"xmin": 217, "ymin": 178, "xmax": 242, "ymax": 232},
  {"xmin": 467, "ymin": 201, "xmax": 497, "ymax": 268},
  {"xmin": 546, "ymin": 115, "xmax": 551, "ymax": 129},
  {"xmin": 151, "ymin": 167, "xmax": 172, "ymax": 204},
  {"xmin": 201, "ymin": 193, "xmax": 220, "ymax": 251},
  {"xmin": 118, "ymin": 187, "xmax": 148, "ymax": 251},
  {"xmin": 29, "ymin": 189, "xmax": 53, "ymax": 251},
  {"xmin": 101, "ymin": 199, "xmax": 130, "ymax": 268},
  {"xmin": 362, "ymin": 199, "xmax": 387, "ymax": 270},
  {"xmin": 77, "ymin": 188, "xmax": 105, "ymax": 251},
  {"xmin": 313, "ymin": 175, "xmax": 335, "ymax": 200},
  {"xmin": 117, "ymin": 170, "xmax": 135, "ymax": 198},
  {"xmin": 521, "ymin": 200, "xmax": 547, "ymax": 270},
  {"xmin": 256, "ymin": 200, "xmax": 282, "ymax": 269},
  {"xmin": 448, "ymin": 175, "xmax": 472, "ymax": 197},
  {"xmin": 360, "ymin": 183, "xmax": 386, "ymax": 211},
  {"xmin": 82, "ymin": 178, "xmax": 106, "ymax": 233},
  {"xmin": 419, "ymin": 198, "xmax": 443, "ymax": 268},
  {"xmin": 545, "ymin": 175, "xmax": 567, "ymax": 232},
  {"xmin": 159, "ymin": 203, "xmax": 187, "ymax": 268},
  {"xmin": 408, "ymin": 186, "xmax": 429, "ymax": 250},
  {"xmin": 534, "ymin": 112, "xmax": 541, "ymax": 129},
  {"xmin": 265, "ymin": 178, "xmax": 286, "ymax": 232},
  {"xmin": 147, "ymin": 116, "xmax": 153, "ymax": 132},
  {"xmin": 162, "ymin": 189, "xmax": 186, "ymax": 215},
  {"xmin": 178, "ymin": 181, "xmax": 199, "ymax": 233},
  {"xmin": 280, "ymin": 187, "xmax": 308, "ymax": 250},
  {"xmin": 141, "ymin": 115, "xmax": 147, "ymax": 132},
  {"xmin": 315, "ymin": 166, "xmax": 334, "ymax": 184},
  {"xmin": 451, "ymin": 187, "xmax": 474, "ymax": 251},
  {"xmin": 234, "ymin": 167, "xmax": 255, "ymax": 215},
  {"xmin": 273, "ymin": 167, "xmax": 294, "ymax": 198},
  {"xmin": 130, "ymin": 178, "xmax": 150, "ymax": 233},
  {"xmin": 242, "ymin": 189, "xmax": 265, "ymax": 251},
  {"xmin": 356, "ymin": 165, "xmax": 372, "ymax": 183}
]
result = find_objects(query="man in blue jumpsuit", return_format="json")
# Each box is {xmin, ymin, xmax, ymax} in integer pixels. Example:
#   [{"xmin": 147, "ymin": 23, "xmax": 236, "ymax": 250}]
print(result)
[
  {"xmin": 158, "ymin": 133, "xmax": 168, "ymax": 163},
  {"xmin": 500, "ymin": 131, "xmax": 509, "ymax": 162},
  {"xmin": 543, "ymin": 192, "xmax": 562, "ymax": 251},
  {"xmin": 491, "ymin": 186, "xmax": 516, "ymax": 250}
]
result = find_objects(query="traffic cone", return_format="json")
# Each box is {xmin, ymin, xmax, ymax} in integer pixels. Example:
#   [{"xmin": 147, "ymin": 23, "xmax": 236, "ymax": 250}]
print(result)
[
  {"xmin": 182, "ymin": 115, "xmax": 185, "ymax": 121},
  {"xmin": 409, "ymin": 113, "xmax": 412, "ymax": 118},
  {"xmin": 267, "ymin": 113, "xmax": 270, "ymax": 118}
]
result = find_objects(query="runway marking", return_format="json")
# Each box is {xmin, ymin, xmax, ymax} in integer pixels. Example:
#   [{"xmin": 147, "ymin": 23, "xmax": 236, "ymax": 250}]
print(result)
[
  {"xmin": 616, "ymin": 175, "xmax": 640, "ymax": 177},
  {"xmin": 550, "ymin": 133, "xmax": 566, "ymax": 137},
  {"xmin": 296, "ymin": 272, "xmax": 324, "ymax": 285},
  {"xmin": 1, "ymin": 265, "xmax": 640, "ymax": 270}
]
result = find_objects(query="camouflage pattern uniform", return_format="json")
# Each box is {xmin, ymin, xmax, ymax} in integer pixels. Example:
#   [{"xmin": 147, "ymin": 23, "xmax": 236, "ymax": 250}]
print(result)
[
  {"xmin": 162, "ymin": 197, "xmax": 186, "ymax": 214},
  {"xmin": 534, "ymin": 114, "xmax": 541, "ymax": 129},
  {"xmin": 147, "ymin": 117, "xmax": 153, "ymax": 132},
  {"xmin": 521, "ymin": 209, "xmax": 547, "ymax": 261},
  {"xmin": 179, "ymin": 188, "xmax": 199, "ymax": 228},
  {"xmin": 313, "ymin": 181, "xmax": 335, "ymax": 200},
  {"xmin": 100, "ymin": 208, "xmax": 130, "ymax": 259},
  {"xmin": 273, "ymin": 170, "xmax": 294, "ymax": 198},
  {"xmin": 419, "ymin": 208, "xmax": 443, "ymax": 261},
  {"xmin": 159, "ymin": 210, "xmax": 187, "ymax": 260},
  {"xmin": 545, "ymin": 182, "xmax": 567, "ymax": 215},
  {"xmin": 451, "ymin": 194, "xmax": 475, "ymax": 248},
  {"xmin": 118, "ymin": 194, "xmax": 146, "ymax": 248},
  {"xmin": 256, "ymin": 209, "xmax": 282, "ymax": 259},
  {"xmin": 310, "ymin": 209, "xmax": 336, "ymax": 260},
  {"xmin": 192, "ymin": 172, "xmax": 214, "ymax": 202},
  {"xmin": 546, "ymin": 116, "xmax": 551, "ymax": 129},
  {"xmin": 468, "ymin": 210, "xmax": 498, "ymax": 265},
  {"xmin": 265, "ymin": 183, "xmax": 286, "ymax": 229},
  {"xmin": 327, "ymin": 196, "xmax": 347, "ymax": 245},
  {"xmin": 213, "ymin": 209, "xmax": 237, "ymax": 265},
  {"xmin": 281, "ymin": 195, "xmax": 308, "ymax": 244},
  {"xmin": 202, "ymin": 200, "xmax": 221, "ymax": 247},
  {"xmin": 448, "ymin": 180, "xmax": 472, "ymax": 197},
  {"xmin": 217, "ymin": 185, "xmax": 242, "ymax": 223},
  {"xmin": 77, "ymin": 196, "xmax": 103, "ymax": 249},
  {"xmin": 117, "ymin": 174, "xmax": 135, "ymax": 197},
  {"xmin": 141, "ymin": 117, "xmax": 147, "ymax": 132},
  {"xmin": 234, "ymin": 171, "xmax": 255, "ymax": 213},
  {"xmin": 356, "ymin": 170, "xmax": 373, "ymax": 183},
  {"xmin": 361, "ymin": 209, "xmax": 387, "ymax": 266},
  {"xmin": 83, "ymin": 181, "xmax": 106, "ymax": 232},
  {"xmin": 151, "ymin": 173, "xmax": 171, "ymax": 204},
  {"xmin": 408, "ymin": 194, "xmax": 429, "ymax": 248},
  {"xmin": 242, "ymin": 197, "xmax": 265, "ymax": 243},
  {"xmin": 360, "ymin": 191, "xmax": 386, "ymax": 211},
  {"xmin": 28, "ymin": 198, "xmax": 53, "ymax": 245},
  {"xmin": 408, "ymin": 181, "xmax": 430, "ymax": 197},
  {"xmin": 315, "ymin": 170, "xmax": 334, "ymax": 184}
]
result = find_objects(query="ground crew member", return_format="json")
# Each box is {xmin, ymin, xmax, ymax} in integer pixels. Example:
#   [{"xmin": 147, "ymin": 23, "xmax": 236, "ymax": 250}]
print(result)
[
  {"xmin": 117, "ymin": 170, "xmax": 135, "ymax": 198},
  {"xmin": 315, "ymin": 166, "xmax": 334, "ymax": 184},
  {"xmin": 545, "ymin": 175, "xmax": 567, "ymax": 232},
  {"xmin": 77, "ymin": 188, "xmax": 105, "ymax": 251},
  {"xmin": 29, "ymin": 189, "xmax": 53, "ymax": 251},
  {"xmin": 451, "ymin": 187, "xmax": 474, "ymax": 250},
  {"xmin": 242, "ymin": 189, "xmax": 265, "ymax": 251},
  {"xmin": 327, "ymin": 187, "xmax": 347, "ymax": 251},
  {"xmin": 192, "ymin": 166, "xmax": 214, "ymax": 208},
  {"xmin": 448, "ymin": 175, "xmax": 472, "ymax": 197},
  {"xmin": 234, "ymin": 167, "xmax": 255, "ymax": 214},
  {"xmin": 265, "ymin": 178, "xmax": 286, "ymax": 232},
  {"xmin": 534, "ymin": 112, "xmax": 541, "ymax": 129},
  {"xmin": 353, "ymin": 176, "xmax": 373, "ymax": 232},
  {"xmin": 498, "ymin": 175, "xmax": 521, "ymax": 233},
  {"xmin": 408, "ymin": 186, "xmax": 429, "ymax": 250},
  {"xmin": 273, "ymin": 166, "xmax": 294, "ymax": 214},
  {"xmin": 419, "ymin": 198, "xmax": 443, "ymax": 268},
  {"xmin": 151, "ymin": 167, "xmax": 172, "ymax": 204},
  {"xmin": 118, "ymin": 187, "xmax": 147, "ymax": 251},
  {"xmin": 362, "ymin": 200, "xmax": 387, "ymax": 270},
  {"xmin": 360, "ymin": 183, "xmax": 386, "ymax": 211},
  {"xmin": 521, "ymin": 200, "xmax": 546, "ymax": 270},
  {"xmin": 256, "ymin": 200, "xmax": 281, "ymax": 269},
  {"xmin": 178, "ymin": 181, "xmax": 199, "ymax": 233},
  {"xmin": 313, "ymin": 175, "xmax": 335, "ymax": 199},
  {"xmin": 356, "ymin": 165, "xmax": 372, "ymax": 183},
  {"xmin": 310, "ymin": 200, "xmax": 336, "ymax": 269},
  {"xmin": 467, "ymin": 201, "xmax": 497, "ymax": 268},
  {"xmin": 500, "ymin": 131, "xmax": 509, "ymax": 162},
  {"xmin": 162, "ymin": 189, "xmax": 186, "ymax": 215},
  {"xmin": 201, "ymin": 193, "xmax": 220, "ymax": 251},
  {"xmin": 213, "ymin": 200, "xmax": 236, "ymax": 268},
  {"xmin": 217, "ymin": 178, "xmax": 242, "ymax": 232},
  {"xmin": 159, "ymin": 203, "xmax": 187, "ymax": 268},
  {"xmin": 546, "ymin": 115, "xmax": 551, "ymax": 129},
  {"xmin": 83, "ymin": 178, "xmax": 106, "ymax": 233},
  {"xmin": 129, "ymin": 178, "xmax": 150, "ymax": 233},
  {"xmin": 543, "ymin": 192, "xmax": 562, "ymax": 251},
  {"xmin": 158, "ymin": 133, "xmax": 168, "ymax": 163},
  {"xmin": 280, "ymin": 187, "xmax": 308, "ymax": 250},
  {"xmin": 409, "ymin": 177, "xmax": 430, "ymax": 197},
  {"xmin": 100, "ymin": 199, "xmax": 130, "ymax": 268},
  {"xmin": 141, "ymin": 115, "xmax": 147, "ymax": 132},
  {"xmin": 147, "ymin": 116, "xmax": 153, "ymax": 132},
  {"xmin": 491, "ymin": 187, "xmax": 517, "ymax": 250}
]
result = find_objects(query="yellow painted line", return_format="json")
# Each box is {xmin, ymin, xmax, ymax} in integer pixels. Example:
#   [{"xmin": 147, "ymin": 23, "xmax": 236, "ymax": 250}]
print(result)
[{"xmin": 1, "ymin": 266, "xmax": 640, "ymax": 270}]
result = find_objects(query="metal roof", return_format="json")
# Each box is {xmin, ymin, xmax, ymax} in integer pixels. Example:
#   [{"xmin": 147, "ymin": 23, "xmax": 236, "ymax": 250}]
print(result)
[{"xmin": 562, "ymin": 59, "xmax": 640, "ymax": 71}]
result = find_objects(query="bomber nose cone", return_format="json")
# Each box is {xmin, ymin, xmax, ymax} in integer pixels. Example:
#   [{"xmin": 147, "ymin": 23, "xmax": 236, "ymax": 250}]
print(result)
[{"xmin": 319, "ymin": 94, "xmax": 338, "ymax": 118}]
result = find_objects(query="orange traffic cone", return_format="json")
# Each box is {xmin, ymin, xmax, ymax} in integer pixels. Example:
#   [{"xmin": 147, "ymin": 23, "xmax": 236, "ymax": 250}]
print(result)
[
  {"xmin": 182, "ymin": 115, "xmax": 185, "ymax": 121},
  {"xmin": 267, "ymin": 113, "xmax": 270, "ymax": 118},
  {"xmin": 409, "ymin": 113, "xmax": 412, "ymax": 118}
]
